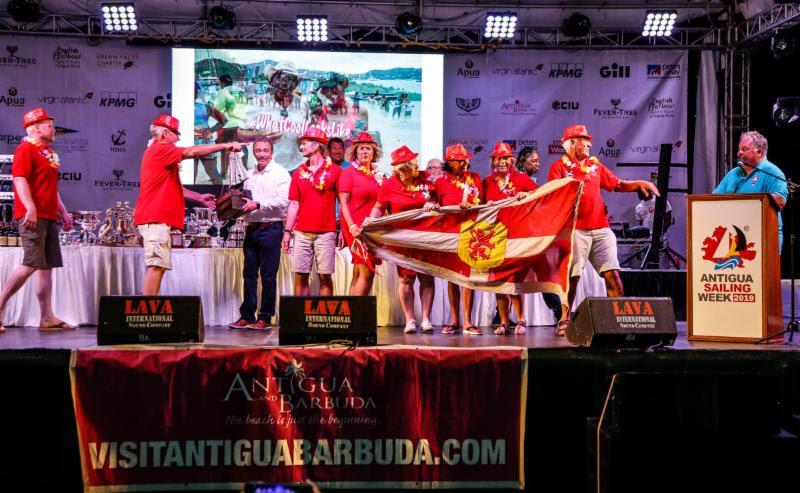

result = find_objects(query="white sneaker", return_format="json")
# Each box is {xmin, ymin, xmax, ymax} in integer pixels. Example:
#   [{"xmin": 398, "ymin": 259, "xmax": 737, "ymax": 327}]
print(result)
[
  {"xmin": 404, "ymin": 320, "xmax": 417, "ymax": 334},
  {"xmin": 421, "ymin": 320, "xmax": 434, "ymax": 333}
]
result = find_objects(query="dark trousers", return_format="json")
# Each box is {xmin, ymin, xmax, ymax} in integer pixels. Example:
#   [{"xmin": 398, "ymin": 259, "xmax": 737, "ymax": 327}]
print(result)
[{"xmin": 240, "ymin": 222, "xmax": 282, "ymax": 322}]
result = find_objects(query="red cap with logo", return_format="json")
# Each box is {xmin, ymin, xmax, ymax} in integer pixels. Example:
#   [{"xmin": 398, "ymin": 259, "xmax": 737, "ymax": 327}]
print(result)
[
  {"xmin": 491, "ymin": 142, "xmax": 514, "ymax": 158},
  {"xmin": 561, "ymin": 124, "xmax": 592, "ymax": 142},
  {"xmin": 152, "ymin": 114, "xmax": 181, "ymax": 135},
  {"xmin": 444, "ymin": 143, "xmax": 473, "ymax": 161},
  {"xmin": 22, "ymin": 108, "xmax": 54, "ymax": 128},
  {"xmin": 390, "ymin": 145, "xmax": 419, "ymax": 166},
  {"xmin": 298, "ymin": 126, "xmax": 329, "ymax": 145}
]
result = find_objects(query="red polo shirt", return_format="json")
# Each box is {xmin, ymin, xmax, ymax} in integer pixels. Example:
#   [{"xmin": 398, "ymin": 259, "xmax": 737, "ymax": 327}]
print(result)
[
  {"xmin": 547, "ymin": 155, "xmax": 620, "ymax": 230},
  {"xmin": 483, "ymin": 171, "xmax": 538, "ymax": 202},
  {"xmin": 12, "ymin": 139, "xmax": 60, "ymax": 220},
  {"xmin": 376, "ymin": 175, "xmax": 433, "ymax": 214},
  {"xmin": 134, "ymin": 141, "xmax": 186, "ymax": 230},
  {"xmin": 288, "ymin": 159, "xmax": 342, "ymax": 233},
  {"xmin": 338, "ymin": 164, "xmax": 381, "ymax": 246},
  {"xmin": 435, "ymin": 171, "xmax": 483, "ymax": 206}
]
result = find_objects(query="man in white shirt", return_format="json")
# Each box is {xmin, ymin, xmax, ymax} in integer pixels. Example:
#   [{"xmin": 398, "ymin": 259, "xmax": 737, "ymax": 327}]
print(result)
[
  {"xmin": 228, "ymin": 138, "xmax": 290, "ymax": 330},
  {"xmin": 635, "ymin": 192, "xmax": 672, "ymax": 233}
]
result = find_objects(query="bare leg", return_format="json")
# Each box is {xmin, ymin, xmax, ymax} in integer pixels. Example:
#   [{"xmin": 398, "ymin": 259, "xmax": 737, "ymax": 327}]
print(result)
[
  {"xmin": 318, "ymin": 274, "xmax": 334, "ymax": 296},
  {"xmin": 349, "ymin": 265, "xmax": 374, "ymax": 296},
  {"xmin": 417, "ymin": 274, "xmax": 435, "ymax": 323},
  {"xmin": 510, "ymin": 294, "xmax": 525, "ymax": 322},
  {"xmin": 462, "ymin": 287, "xmax": 475, "ymax": 327},
  {"xmin": 561, "ymin": 275, "xmax": 581, "ymax": 323},
  {"xmin": 602, "ymin": 269, "xmax": 624, "ymax": 297},
  {"xmin": 142, "ymin": 266, "xmax": 166, "ymax": 296},
  {"xmin": 0, "ymin": 265, "xmax": 36, "ymax": 331},
  {"xmin": 446, "ymin": 282, "xmax": 461, "ymax": 326},
  {"xmin": 398, "ymin": 275, "xmax": 416, "ymax": 324},
  {"xmin": 496, "ymin": 293, "xmax": 511, "ymax": 327},
  {"xmin": 294, "ymin": 273, "xmax": 311, "ymax": 296}
]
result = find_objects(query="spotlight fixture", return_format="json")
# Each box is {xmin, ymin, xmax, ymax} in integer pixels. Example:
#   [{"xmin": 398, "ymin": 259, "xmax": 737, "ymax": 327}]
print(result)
[
  {"xmin": 208, "ymin": 5, "xmax": 236, "ymax": 30},
  {"xmin": 296, "ymin": 15, "xmax": 328, "ymax": 43},
  {"xmin": 484, "ymin": 12, "xmax": 518, "ymax": 39},
  {"xmin": 642, "ymin": 10, "xmax": 677, "ymax": 37},
  {"xmin": 396, "ymin": 12, "xmax": 422, "ymax": 35},
  {"xmin": 561, "ymin": 13, "xmax": 591, "ymax": 38},
  {"xmin": 100, "ymin": 3, "xmax": 137, "ymax": 33},
  {"xmin": 772, "ymin": 97, "xmax": 800, "ymax": 128},
  {"xmin": 7, "ymin": 0, "xmax": 41, "ymax": 23},
  {"xmin": 771, "ymin": 32, "xmax": 796, "ymax": 60}
]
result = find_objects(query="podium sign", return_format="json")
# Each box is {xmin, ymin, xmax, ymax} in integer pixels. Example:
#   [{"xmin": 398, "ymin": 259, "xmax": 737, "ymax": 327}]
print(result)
[{"xmin": 688, "ymin": 194, "xmax": 782, "ymax": 342}]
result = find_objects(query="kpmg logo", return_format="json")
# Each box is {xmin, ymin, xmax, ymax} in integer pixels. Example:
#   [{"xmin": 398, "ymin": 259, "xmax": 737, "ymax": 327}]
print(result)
[
  {"xmin": 52, "ymin": 47, "xmax": 81, "ymax": 68},
  {"xmin": 1, "ymin": 87, "xmax": 25, "ymax": 107},
  {"xmin": 593, "ymin": 98, "xmax": 639, "ymax": 119},
  {"xmin": 96, "ymin": 51, "xmax": 138, "ymax": 69},
  {"xmin": 500, "ymin": 100, "xmax": 536, "ymax": 115},
  {"xmin": 598, "ymin": 138, "xmax": 620, "ymax": 159},
  {"xmin": 492, "ymin": 64, "xmax": 544, "ymax": 76},
  {"xmin": 110, "ymin": 129, "xmax": 128, "ymax": 152},
  {"xmin": 552, "ymin": 100, "xmax": 580, "ymax": 111},
  {"xmin": 0, "ymin": 45, "xmax": 37, "ymax": 67},
  {"xmin": 154, "ymin": 93, "xmax": 172, "ymax": 108},
  {"xmin": 646, "ymin": 96, "xmax": 676, "ymax": 119},
  {"xmin": 455, "ymin": 97, "xmax": 481, "ymax": 114},
  {"xmin": 600, "ymin": 63, "xmax": 631, "ymax": 78},
  {"xmin": 100, "ymin": 91, "xmax": 137, "ymax": 108},
  {"xmin": 549, "ymin": 63, "xmax": 583, "ymax": 78},
  {"xmin": 647, "ymin": 64, "xmax": 681, "ymax": 79},
  {"xmin": 457, "ymin": 59, "xmax": 480, "ymax": 79}
]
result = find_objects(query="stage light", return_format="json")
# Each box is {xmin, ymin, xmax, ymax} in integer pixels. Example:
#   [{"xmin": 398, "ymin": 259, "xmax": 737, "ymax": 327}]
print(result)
[
  {"xmin": 484, "ymin": 12, "xmax": 518, "ymax": 40},
  {"xmin": 208, "ymin": 5, "xmax": 236, "ymax": 30},
  {"xmin": 771, "ymin": 32, "xmax": 796, "ymax": 60},
  {"xmin": 6, "ymin": 0, "xmax": 41, "ymax": 23},
  {"xmin": 772, "ymin": 97, "xmax": 800, "ymax": 127},
  {"xmin": 396, "ymin": 12, "xmax": 422, "ymax": 35},
  {"xmin": 100, "ymin": 3, "xmax": 137, "ymax": 33},
  {"xmin": 296, "ymin": 15, "xmax": 328, "ymax": 43},
  {"xmin": 642, "ymin": 10, "xmax": 677, "ymax": 37},
  {"xmin": 562, "ymin": 13, "xmax": 591, "ymax": 38}
]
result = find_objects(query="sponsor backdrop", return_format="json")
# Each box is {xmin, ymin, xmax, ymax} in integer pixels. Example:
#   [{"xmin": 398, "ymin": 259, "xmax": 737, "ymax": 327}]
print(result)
[
  {"xmin": 0, "ymin": 36, "xmax": 169, "ymax": 210},
  {"xmin": 71, "ymin": 346, "xmax": 527, "ymax": 490},
  {"xmin": 444, "ymin": 50, "xmax": 688, "ymax": 254}
]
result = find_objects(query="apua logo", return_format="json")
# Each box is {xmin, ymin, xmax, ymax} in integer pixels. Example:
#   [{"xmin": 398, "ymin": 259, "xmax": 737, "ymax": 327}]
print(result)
[
  {"xmin": 701, "ymin": 225, "xmax": 757, "ymax": 270},
  {"xmin": 598, "ymin": 138, "xmax": 620, "ymax": 158},
  {"xmin": 1, "ymin": 87, "xmax": 25, "ymax": 107},
  {"xmin": 457, "ymin": 59, "xmax": 480, "ymax": 79}
]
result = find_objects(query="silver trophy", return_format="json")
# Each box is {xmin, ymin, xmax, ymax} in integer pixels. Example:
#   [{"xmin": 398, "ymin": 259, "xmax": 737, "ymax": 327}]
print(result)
[
  {"xmin": 194, "ymin": 207, "xmax": 213, "ymax": 248},
  {"xmin": 76, "ymin": 211, "xmax": 101, "ymax": 245}
]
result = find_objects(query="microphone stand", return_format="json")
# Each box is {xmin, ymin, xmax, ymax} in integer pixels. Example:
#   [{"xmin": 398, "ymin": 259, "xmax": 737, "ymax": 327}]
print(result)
[{"xmin": 740, "ymin": 161, "xmax": 799, "ymax": 344}]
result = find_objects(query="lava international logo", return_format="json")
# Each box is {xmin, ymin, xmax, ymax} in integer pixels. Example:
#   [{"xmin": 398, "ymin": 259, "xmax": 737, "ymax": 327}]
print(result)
[
  {"xmin": 455, "ymin": 97, "xmax": 481, "ymax": 113},
  {"xmin": 701, "ymin": 225, "xmax": 757, "ymax": 270},
  {"xmin": 458, "ymin": 220, "xmax": 508, "ymax": 271}
]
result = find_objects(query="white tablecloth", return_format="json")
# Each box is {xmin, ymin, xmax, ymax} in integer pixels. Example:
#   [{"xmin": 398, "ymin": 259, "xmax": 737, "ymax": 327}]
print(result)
[{"xmin": 1, "ymin": 246, "xmax": 605, "ymax": 327}]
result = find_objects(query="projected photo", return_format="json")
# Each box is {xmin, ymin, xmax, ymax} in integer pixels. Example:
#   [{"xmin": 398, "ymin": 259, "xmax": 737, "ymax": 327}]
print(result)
[{"xmin": 187, "ymin": 49, "xmax": 429, "ymax": 184}]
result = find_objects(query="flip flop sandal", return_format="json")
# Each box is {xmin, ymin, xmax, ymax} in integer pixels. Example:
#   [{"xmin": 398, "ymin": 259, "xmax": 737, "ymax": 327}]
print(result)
[
  {"xmin": 514, "ymin": 321, "xmax": 527, "ymax": 335},
  {"xmin": 464, "ymin": 325, "xmax": 482, "ymax": 336},
  {"xmin": 442, "ymin": 324, "xmax": 461, "ymax": 335},
  {"xmin": 493, "ymin": 324, "xmax": 508, "ymax": 335},
  {"xmin": 556, "ymin": 320, "xmax": 570, "ymax": 337}
]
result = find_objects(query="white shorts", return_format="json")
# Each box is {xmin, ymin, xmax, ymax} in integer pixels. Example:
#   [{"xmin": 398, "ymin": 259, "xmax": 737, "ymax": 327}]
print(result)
[
  {"xmin": 570, "ymin": 227, "xmax": 620, "ymax": 277},
  {"xmin": 138, "ymin": 223, "xmax": 172, "ymax": 270},
  {"xmin": 291, "ymin": 231, "xmax": 336, "ymax": 275}
]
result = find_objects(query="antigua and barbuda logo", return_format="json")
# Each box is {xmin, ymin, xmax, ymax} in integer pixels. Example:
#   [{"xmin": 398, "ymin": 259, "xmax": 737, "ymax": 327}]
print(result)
[{"xmin": 701, "ymin": 225, "xmax": 757, "ymax": 270}]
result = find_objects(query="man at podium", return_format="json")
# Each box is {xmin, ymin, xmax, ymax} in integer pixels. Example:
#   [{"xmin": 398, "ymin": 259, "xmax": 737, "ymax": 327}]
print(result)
[{"xmin": 713, "ymin": 131, "xmax": 789, "ymax": 249}]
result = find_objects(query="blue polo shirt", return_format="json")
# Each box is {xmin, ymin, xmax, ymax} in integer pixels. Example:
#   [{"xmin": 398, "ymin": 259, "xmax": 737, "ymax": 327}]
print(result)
[{"xmin": 713, "ymin": 157, "xmax": 789, "ymax": 249}]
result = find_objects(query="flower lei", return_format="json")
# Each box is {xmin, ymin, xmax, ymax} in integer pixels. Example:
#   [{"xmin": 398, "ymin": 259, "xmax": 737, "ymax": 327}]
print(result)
[
  {"xmin": 562, "ymin": 154, "xmax": 599, "ymax": 174},
  {"xmin": 24, "ymin": 136, "xmax": 60, "ymax": 170},
  {"xmin": 355, "ymin": 160, "xmax": 385, "ymax": 186},
  {"xmin": 451, "ymin": 173, "xmax": 481, "ymax": 205},
  {"xmin": 405, "ymin": 181, "xmax": 431, "ymax": 200},
  {"xmin": 298, "ymin": 158, "xmax": 332, "ymax": 191},
  {"xmin": 495, "ymin": 174, "xmax": 516, "ymax": 196}
]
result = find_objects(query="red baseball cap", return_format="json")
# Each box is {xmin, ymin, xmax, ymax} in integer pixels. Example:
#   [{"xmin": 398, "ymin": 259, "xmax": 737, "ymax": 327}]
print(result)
[
  {"xmin": 22, "ymin": 108, "xmax": 54, "ymax": 128},
  {"xmin": 298, "ymin": 126, "xmax": 329, "ymax": 145},
  {"xmin": 445, "ymin": 143, "xmax": 473, "ymax": 161},
  {"xmin": 491, "ymin": 142, "xmax": 514, "ymax": 158},
  {"xmin": 152, "ymin": 114, "xmax": 181, "ymax": 135},
  {"xmin": 390, "ymin": 145, "xmax": 419, "ymax": 166},
  {"xmin": 562, "ymin": 124, "xmax": 592, "ymax": 142}
]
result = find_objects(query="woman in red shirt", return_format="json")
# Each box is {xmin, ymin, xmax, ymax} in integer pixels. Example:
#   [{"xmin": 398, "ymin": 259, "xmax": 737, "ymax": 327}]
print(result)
[
  {"xmin": 359, "ymin": 146, "xmax": 439, "ymax": 334},
  {"xmin": 482, "ymin": 143, "xmax": 538, "ymax": 335},
  {"xmin": 338, "ymin": 132, "xmax": 385, "ymax": 295},
  {"xmin": 436, "ymin": 144, "xmax": 483, "ymax": 336}
]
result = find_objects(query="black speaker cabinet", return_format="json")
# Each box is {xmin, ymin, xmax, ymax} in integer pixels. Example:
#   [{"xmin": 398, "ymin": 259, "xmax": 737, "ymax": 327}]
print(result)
[
  {"xmin": 279, "ymin": 296, "xmax": 377, "ymax": 346},
  {"xmin": 566, "ymin": 297, "xmax": 677, "ymax": 348},
  {"xmin": 97, "ymin": 296, "xmax": 204, "ymax": 345}
]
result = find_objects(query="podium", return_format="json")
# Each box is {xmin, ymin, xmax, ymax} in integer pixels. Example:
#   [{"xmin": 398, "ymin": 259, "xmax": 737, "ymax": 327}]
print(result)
[{"xmin": 687, "ymin": 194, "xmax": 782, "ymax": 342}]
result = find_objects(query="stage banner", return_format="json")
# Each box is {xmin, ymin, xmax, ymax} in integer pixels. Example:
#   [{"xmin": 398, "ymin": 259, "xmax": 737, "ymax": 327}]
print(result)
[
  {"xmin": 360, "ymin": 178, "xmax": 581, "ymax": 297},
  {"xmin": 70, "ymin": 346, "xmax": 528, "ymax": 491},
  {"xmin": 444, "ymin": 50, "xmax": 689, "ymax": 253},
  {"xmin": 0, "ymin": 36, "xmax": 170, "ymax": 210}
]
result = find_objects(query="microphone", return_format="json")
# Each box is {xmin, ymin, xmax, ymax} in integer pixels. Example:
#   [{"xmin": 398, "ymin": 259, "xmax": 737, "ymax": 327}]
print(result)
[{"xmin": 736, "ymin": 158, "xmax": 743, "ymax": 168}]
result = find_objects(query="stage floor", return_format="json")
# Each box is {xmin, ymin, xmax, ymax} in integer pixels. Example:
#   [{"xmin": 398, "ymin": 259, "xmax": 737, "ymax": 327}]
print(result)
[{"xmin": 1, "ymin": 321, "xmax": 799, "ymax": 352}]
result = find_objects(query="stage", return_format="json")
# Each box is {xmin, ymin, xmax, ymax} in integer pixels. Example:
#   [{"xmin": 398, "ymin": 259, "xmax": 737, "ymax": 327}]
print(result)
[{"xmin": 2, "ymin": 322, "xmax": 800, "ymax": 492}]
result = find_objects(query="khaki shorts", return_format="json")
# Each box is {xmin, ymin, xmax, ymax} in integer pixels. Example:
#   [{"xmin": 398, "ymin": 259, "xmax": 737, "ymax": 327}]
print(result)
[
  {"xmin": 21, "ymin": 219, "xmax": 63, "ymax": 269},
  {"xmin": 138, "ymin": 223, "xmax": 172, "ymax": 270},
  {"xmin": 291, "ymin": 231, "xmax": 336, "ymax": 274},
  {"xmin": 570, "ymin": 227, "xmax": 620, "ymax": 277}
]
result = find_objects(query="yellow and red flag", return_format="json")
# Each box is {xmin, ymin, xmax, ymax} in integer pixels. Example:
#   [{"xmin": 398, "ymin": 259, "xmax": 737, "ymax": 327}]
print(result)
[{"xmin": 360, "ymin": 178, "xmax": 583, "ymax": 298}]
